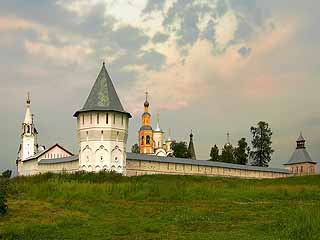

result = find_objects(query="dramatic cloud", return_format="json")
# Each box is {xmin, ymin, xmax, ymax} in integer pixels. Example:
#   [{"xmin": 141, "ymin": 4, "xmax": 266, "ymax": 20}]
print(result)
[{"xmin": 1, "ymin": 0, "xmax": 320, "ymax": 173}]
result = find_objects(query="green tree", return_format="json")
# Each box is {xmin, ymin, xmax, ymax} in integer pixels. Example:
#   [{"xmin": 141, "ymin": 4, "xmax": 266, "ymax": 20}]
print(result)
[
  {"xmin": 220, "ymin": 144, "xmax": 234, "ymax": 163},
  {"xmin": 250, "ymin": 121, "xmax": 274, "ymax": 167},
  {"xmin": 171, "ymin": 141, "xmax": 190, "ymax": 158},
  {"xmin": 209, "ymin": 145, "xmax": 219, "ymax": 161},
  {"xmin": 2, "ymin": 170, "xmax": 12, "ymax": 178},
  {"xmin": 131, "ymin": 143, "xmax": 140, "ymax": 153},
  {"xmin": 234, "ymin": 138, "xmax": 250, "ymax": 165}
]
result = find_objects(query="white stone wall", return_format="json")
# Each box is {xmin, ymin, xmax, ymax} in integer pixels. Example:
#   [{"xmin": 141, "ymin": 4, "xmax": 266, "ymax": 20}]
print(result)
[
  {"xmin": 126, "ymin": 159, "xmax": 291, "ymax": 179},
  {"xmin": 20, "ymin": 159, "xmax": 39, "ymax": 176},
  {"xmin": 77, "ymin": 111, "xmax": 129, "ymax": 173},
  {"xmin": 39, "ymin": 161, "xmax": 79, "ymax": 174}
]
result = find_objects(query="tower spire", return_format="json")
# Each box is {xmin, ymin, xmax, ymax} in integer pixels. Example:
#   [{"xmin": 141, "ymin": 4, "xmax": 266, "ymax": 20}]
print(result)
[
  {"xmin": 226, "ymin": 132, "xmax": 230, "ymax": 146},
  {"xmin": 155, "ymin": 113, "xmax": 162, "ymax": 131},
  {"xmin": 24, "ymin": 92, "xmax": 32, "ymax": 124},
  {"xmin": 188, "ymin": 129, "xmax": 196, "ymax": 160},
  {"xmin": 26, "ymin": 92, "xmax": 30, "ymax": 105}
]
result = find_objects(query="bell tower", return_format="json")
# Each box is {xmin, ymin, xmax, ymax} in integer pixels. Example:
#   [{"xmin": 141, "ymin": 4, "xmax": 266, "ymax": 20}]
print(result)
[
  {"xmin": 138, "ymin": 92, "xmax": 154, "ymax": 154},
  {"xmin": 17, "ymin": 93, "xmax": 38, "ymax": 175},
  {"xmin": 21, "ymin": 93, "xmax": 38, "ymax": 160}
]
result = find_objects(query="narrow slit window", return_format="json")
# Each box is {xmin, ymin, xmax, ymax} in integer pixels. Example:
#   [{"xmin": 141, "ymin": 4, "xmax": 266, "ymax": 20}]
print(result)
[
  {"xmin": 121, "ymin": 115, "xmax": 124, "ymax": 125},
  {"xmin": 97, "ymin": 113, "xmax": 100, "ymax": 124},
  {"xmin": 113, "ymin": 113, "xmax": 116, "ymax": 124},
  {"xmin": 82, "ymin": 115, "xmax": 84, "ymax": 125},
  {"xmin": 90, "ymin": 113, "xmax": 92, "ymax": 124},
  {"xmin": 106, "ymin": 113, "xmax": 109, "ymax": 124}
]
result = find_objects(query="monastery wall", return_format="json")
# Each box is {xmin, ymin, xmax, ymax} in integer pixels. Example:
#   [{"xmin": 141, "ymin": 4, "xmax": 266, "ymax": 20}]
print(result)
[
  {"xmin": 20, "ymin": 159, "xmax": 39, "ymax": 176},
  {"xmin": 285, "ymin": 162, "xmax": 317, "ymax": 176},
  {"xmin": 38, "ymin": 161, "xmax": 79, "ymax": 174},
  {"xmin": 126, "ymin": 159, "xmax": 290, "ymax": 179}
]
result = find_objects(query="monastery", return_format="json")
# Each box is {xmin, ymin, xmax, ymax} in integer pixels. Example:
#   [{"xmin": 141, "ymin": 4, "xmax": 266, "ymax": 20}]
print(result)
[{"xmin": 16, "ymin": 63, "xmax": 317, "ymax": 178}]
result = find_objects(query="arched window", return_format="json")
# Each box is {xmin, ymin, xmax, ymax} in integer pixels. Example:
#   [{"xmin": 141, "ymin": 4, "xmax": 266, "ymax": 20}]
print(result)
[
  {"xmin": 300, "ymin": 166, "xmax": 303, "ymax": 173},
  {"xmin": 141, "ymin": 136, "xmax": 144, "ymax": 145},
  {"xmin": 27, "ymin": 125, "xmax": 30, "ymax": 133},
  {"xmin": 146, "ymin": 135, "xmax": 150, "ymax": 144}
]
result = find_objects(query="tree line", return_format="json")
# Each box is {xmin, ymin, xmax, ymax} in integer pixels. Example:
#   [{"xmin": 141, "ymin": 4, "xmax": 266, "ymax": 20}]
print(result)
[{"xmin": 209, "ymin": 121, "xmax": 274, "ymax": 167}]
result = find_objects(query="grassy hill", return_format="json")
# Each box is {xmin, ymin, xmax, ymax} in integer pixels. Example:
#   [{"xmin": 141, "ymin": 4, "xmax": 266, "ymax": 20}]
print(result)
[{"xmin": 0, "ymin": 172, "xmax": 320, "ymax": 240}]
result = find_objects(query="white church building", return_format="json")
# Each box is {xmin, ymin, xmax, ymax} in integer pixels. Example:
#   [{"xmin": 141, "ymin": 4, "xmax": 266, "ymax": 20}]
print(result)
[{"xmin": 16, "ymin": 63, "xmax": 294, "ymax": 179}]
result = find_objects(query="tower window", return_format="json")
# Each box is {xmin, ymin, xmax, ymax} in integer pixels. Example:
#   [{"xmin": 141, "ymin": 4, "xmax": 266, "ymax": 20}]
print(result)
[
  {"xmin": 113, "ymin": 114, "xmax": 116, "ymax": 124},
  {"xmin": 82, "ymin": 115, "xmax": 84, "ymax": 125},
  {"xmin": 106, "ymin": 113, "xmax": 109, "ymax": 124},
  {"xmin": 90, "ymin": 113, "xmax": 92, "ymax": 124},
  {"xmin": 97, "ymin": 113, "xmax": 100, "ymax": 124},
  {"xmin": 121, "ymin": 115, "xmax": 124, "ymax": 125},
  {"xmin": 141, "ymin": 136, "xmax": 144, "ymax": 145},
  {"xmin": 146, "ymin": 135, "xmax": 151, "ymax": 144},
  {"xmin": 27, "ymin": 125, "xmax": 30, "ymax": 133}
]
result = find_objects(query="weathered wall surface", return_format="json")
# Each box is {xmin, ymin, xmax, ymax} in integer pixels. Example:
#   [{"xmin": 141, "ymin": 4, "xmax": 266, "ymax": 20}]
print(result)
[
  {"xmin": 126, "ymin": 159, "xmax": 290, "ymax": 179},
  {"xmin": 19, "ymin": 159, "xmax": 39, "ymax": 176},
  {"xmin": 285, "ymin": 163, "xmax": 317, "ymax": 176},
  {"xmin": 38, "ymin": 161, "xmax": 79, "ymax": 174}
]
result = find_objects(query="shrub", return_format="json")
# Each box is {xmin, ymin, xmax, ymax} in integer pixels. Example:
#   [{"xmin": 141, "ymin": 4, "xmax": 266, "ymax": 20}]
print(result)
[
  {"xmin": 2, "ymin": 169, "xmax": 12, "ymax": 178},
  {"xmin": 0, "ymin": 178, "xmax": 8, "ymax": 215}
]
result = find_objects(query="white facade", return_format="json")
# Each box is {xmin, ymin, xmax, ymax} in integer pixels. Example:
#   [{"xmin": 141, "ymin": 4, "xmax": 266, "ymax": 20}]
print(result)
[
  {"xmin": 20, "ymin": 94, "xmax": 38, "ymax": 161},
  {"xmin": 77, "ymin": 111, "xmax": 129, "ymax": 174},
  {"xmin": 17, "ymin": 93, "xmax": 39, "ymax": 175}
]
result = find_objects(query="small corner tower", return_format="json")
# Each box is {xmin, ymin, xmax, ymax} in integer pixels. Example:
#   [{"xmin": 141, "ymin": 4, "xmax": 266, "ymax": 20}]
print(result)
[
  {"xmin": 284, "ymin": 133, "xmax": 317, "ymax": 175},
  {"xmin": 74, "ymin": 62, "xmax": 132, "ymax": 174},
  {"xmin": 188, "ymin": 130, "xmax": 196, "ymax": 160},
  {"xmin": 17, "ymin": 93, "xmax": 38, "ymax": 174},
  {"xmin": 138, "ymin": 92, "xmax": 154, "ymax": 154}
]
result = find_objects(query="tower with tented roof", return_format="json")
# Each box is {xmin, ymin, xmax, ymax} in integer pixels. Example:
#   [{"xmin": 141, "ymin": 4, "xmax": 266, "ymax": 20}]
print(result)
[
  {"xmin": 74, "ymin": 62, "xmax": 131, "ymax": 173},
  {"xmin": 284, "ymin": 133, "xmax": 317, "ymax": 175}
]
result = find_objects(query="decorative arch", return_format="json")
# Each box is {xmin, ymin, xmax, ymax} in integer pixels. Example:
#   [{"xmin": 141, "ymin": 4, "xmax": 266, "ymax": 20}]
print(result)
[
  {"xmin": 88, "ymin": 165, "xmax": 93, "ymax": 172},
  {"xmin": 82, "ymin": 145, "xmax": 92, "ymax": 165},
  {"xmin": 95, "ymin": 145, "xmax": 109, "ymax": 164},
  {"xmin": 111, "ymin": 146, "xmax": 122, "ymax": 166},
  {"xmin": 155, "ymin": 148, "xmax": 167, "ymax": 157}
]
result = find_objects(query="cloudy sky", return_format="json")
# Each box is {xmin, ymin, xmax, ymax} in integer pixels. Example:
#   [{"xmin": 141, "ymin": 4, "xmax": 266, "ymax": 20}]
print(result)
[{"xmin": 1, "ymin": 0, "xmax": 320, "ymax": 172}]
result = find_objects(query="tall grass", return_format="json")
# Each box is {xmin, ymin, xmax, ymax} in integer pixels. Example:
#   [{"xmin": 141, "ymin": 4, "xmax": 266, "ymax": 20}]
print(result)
[{"xmin": 1, "ymin": 172, "xmax": 320, "ymax": 239}]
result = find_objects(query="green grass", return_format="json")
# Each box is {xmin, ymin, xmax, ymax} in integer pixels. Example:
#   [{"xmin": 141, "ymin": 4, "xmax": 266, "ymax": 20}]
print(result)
[{"xmin": 0, "ymin": 172, "xmax": 320, "ymax": 239}]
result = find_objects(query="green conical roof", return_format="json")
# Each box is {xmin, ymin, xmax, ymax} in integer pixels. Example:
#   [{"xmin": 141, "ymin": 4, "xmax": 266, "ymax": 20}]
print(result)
[{"xmin": 74, "ymin": 63, "xmax": 131, "ymax": 117}]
